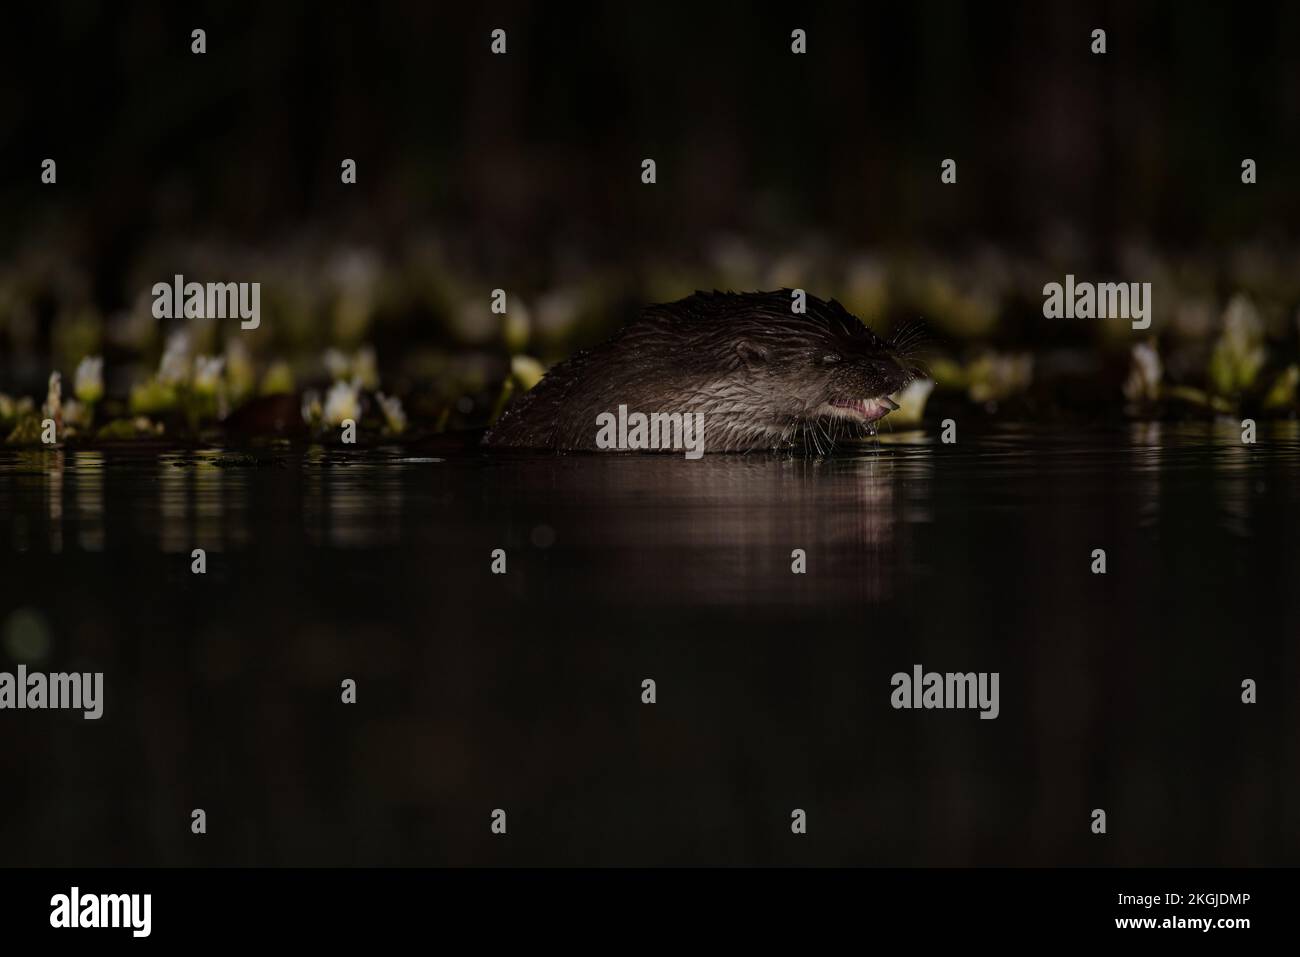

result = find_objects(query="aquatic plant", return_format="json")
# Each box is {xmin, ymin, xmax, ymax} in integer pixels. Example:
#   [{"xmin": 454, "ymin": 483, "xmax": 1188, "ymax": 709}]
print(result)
[
  {"xmin": 300, "ymin": 389, "xmax": 323, "ymax": 428},
  {"xmin": 1207, "ymin": 295, "xmax": 1267, "ymax": 396},
  {"xmin": 186, "ymin": 355, "xmax": 226, "ymax": 427},
  {"xmin": 966, "ymin": 352, "xmax": 1033, "ymax": 403},
  {"xmin": 260, "ymin": 360, "xmax": 296, "ymax": 396},
  {"xmin": 510, "ymin": 355, "xmax": 545, "ymax": 391},
  {"xmin": 352, "ymin": 347, "xmax": 379, "ymax": 390},
  {"xmin": 322, "ymin": 379, "xmax": 361, "ymax": 427},
  {"xmin": 323, "ymin": 348, "xmax": 350, "ymax": 381},
  {"xmin": 487, "ymin": 355, "xmax": 545, "ymax": 425},
  {"xmin": 96, "ymin": 416, "xmax": 163, "ymax": 440},
  {"xmin": 0, "ymin": 394, "xmax": 35, "ymax": 430},
  {"xmin": 1123, "ymin": 342, "xmax": 1162, "ymax": 403},
  {"xmin": 130, "ymin": 332, "xmax": 188, "ymax": 416},
  {"xmin": 503, "ymin": 301, "xmax": 531, "ymax": 355},
  {"xmin": 61, "ymin": 399, "xmax": 90, "ymax": 431},
  {"xmin": 4, "ymin": 415, "xmax": 45, "ymax": 445},
  {"xmin": 1262, "ymin": 365, "xmax": 1298, "ymax": 411},
  {"xmin": 323, "ymin": 346, "xmax": 378, "ymax": 388},
  {"xmin": 1122, "ymin": 339, "xmax": 1244, "ymax": 414},
  {"xmin": 73, "ymin": 356, "xmax": 104, "ymax": 406},
  {"xmin": 129, "ymin": 378, "xmax": 179, "ymax": 416},
  {"xmin": 375, "ymin": 392, "xmax": 407, "ymax": 435},
  {"xmin": 192, "ymin": 356, "xmax": 225, "ymax": 396},
  {"xmin": 68, "ymin": 355, "xmax": 102, "ymax": 430},
  {"xmin": 42, "ymin": 371, "xmax": 63, "ymax": 425},
  {"xmin": 889, "ymin": 378, "xmax": 935, "ymax": 426},
  {"xmin": 1162, "ymin": 385, "xmax": 1234, "ymax": 415},
  {"xmin": 157, "ymin": 331, "xmax": 191, "ymax": 386},
  {"xmin": 224, "ymin": 340, "xmax": 256, "ymax": 404}
]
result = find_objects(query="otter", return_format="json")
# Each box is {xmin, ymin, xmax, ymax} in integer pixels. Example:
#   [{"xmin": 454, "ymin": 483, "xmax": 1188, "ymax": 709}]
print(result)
[{"xmin": 483, "ymin": 290, "xmax": 921, "ymax": 454}]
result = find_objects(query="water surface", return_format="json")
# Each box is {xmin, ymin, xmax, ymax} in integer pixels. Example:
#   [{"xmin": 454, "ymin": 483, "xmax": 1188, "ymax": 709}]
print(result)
[{"xmin": 0, "ymin": 424, "xmax": 1294, "ymax": 865}]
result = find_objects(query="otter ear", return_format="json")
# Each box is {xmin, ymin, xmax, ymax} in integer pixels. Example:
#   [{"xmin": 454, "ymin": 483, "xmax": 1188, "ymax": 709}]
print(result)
[{"xmin": 735, "ymin": 340, "xmax": 769, "ymax": 370}]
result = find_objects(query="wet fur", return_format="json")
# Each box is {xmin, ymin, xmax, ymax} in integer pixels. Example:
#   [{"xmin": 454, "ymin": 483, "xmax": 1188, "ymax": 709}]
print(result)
[{"xmin": 484, "ymin": 290, "xmax": 918, "ymax": 454}]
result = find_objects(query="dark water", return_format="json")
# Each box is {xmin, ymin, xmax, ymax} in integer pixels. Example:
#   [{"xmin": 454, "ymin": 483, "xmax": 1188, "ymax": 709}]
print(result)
[{"xmin": 0, "ymin": 424, "xmax": 1295, "ymax": 866}]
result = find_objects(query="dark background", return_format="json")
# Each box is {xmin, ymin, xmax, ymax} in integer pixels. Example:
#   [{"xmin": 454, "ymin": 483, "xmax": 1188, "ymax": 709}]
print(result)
[{"xmin": 7, "ymin": 1, "xmax": 1300, "ymax": 252}]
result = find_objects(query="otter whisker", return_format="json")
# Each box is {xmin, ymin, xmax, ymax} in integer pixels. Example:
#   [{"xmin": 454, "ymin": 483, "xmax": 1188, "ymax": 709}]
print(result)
[{"xmin": 892, "ymin": 328, "xmax": 929, "ymax": 359}]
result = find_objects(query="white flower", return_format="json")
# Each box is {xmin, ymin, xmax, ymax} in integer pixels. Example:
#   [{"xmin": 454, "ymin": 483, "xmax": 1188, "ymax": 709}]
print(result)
[
  {"xmin": 224, "ymin": 340, "xmax": 255, "ymax": 399},
  {"xmin": 322, "ymin": 379, "xmax": 361, "ymax": 426},
  {"xmin": 1209, "ymin": 295, "xmax": 1267, "ymax": 394},
  {"xmin": 890, "ymin": 377, "xmax": 935, "ymax": 425},
  {"xmin": 1123, "ymin": 342, "xmax": 1162, "ymax": 402},
  {"xmin": 323, "ymin": 348, "xmax": 351, "ymax": 382},
  {"xmin": 158, "ymin": 332, "xmax": 191, "ymax": 385},
  {"xmin": 1223, "ymin": 295, "xmax": 1264, "ymax": 352},
  {"xmin": 375, "ymin": 392, "xmax": 407, "ymax": 434},
  {"xmin": 61, "ymin": 398, "xmax": 87, "ymax": 429},
  {"xmin": 43, "ymin": 371, "xmax": 62, "ymax": 420},
  {"xmin": 74, "ymin": 356, "xmax": 104, "ymax": 404},
  {"xmin": 192, "ymin": 356, "xmax": 225, "ymax": 395}
]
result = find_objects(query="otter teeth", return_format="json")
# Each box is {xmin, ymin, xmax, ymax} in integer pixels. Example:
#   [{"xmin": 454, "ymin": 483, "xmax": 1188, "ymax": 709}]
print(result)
[{"xmin": 829, "ymin": 396, "xmax": 899, "ymax": 422}]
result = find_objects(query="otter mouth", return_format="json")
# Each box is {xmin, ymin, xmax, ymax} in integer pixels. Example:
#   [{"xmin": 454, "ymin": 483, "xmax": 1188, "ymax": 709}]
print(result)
[{"xmin": 822, "ymin": 395, "xmax": 900, "ymax": 423}]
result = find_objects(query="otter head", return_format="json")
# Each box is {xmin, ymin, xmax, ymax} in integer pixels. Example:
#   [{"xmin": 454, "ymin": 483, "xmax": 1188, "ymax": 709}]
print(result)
[{"xmin": 721, "ymin": 294, "xmax": 919, "ymax": 446}]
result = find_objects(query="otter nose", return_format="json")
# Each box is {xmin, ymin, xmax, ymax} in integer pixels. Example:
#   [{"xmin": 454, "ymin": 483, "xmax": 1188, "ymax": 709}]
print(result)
[
  {"xmin": 867, "ymin": 355, "xmax": 913, "ymax": 390},
  {"xmin": 867, "ymin": 355, "xmax": 906, "ymax": 378}
]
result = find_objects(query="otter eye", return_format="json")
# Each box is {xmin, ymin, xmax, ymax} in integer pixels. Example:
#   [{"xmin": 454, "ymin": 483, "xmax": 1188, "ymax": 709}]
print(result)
[{"xmin": 820, "ymin": 354, "xmax": 842, "ymax": 365}]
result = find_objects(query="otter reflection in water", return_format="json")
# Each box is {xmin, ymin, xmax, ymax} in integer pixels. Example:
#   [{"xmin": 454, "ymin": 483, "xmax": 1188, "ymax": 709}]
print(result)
[{"xmin": 484, "ymin": 290, "xmax": 923, "ymax": 454}]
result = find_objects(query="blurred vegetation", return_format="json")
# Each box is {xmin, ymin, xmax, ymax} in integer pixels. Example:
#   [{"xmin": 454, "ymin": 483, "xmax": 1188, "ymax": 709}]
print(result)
[
  {"xmin": 2, "ymin": 231, "xmax": 1299, "ymax": 445},
  {"xmin": 4, "ymin": 2, "xmax": 1300, "ymax": 443}
]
